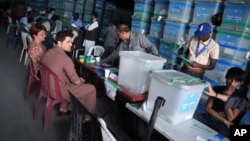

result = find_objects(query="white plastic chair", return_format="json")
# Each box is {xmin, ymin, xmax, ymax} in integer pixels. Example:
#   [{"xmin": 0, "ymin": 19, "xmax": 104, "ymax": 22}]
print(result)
[
  {"xmin": 19, "ymin": 31, "xmax": 29, "ymax": 64},
  {"xmin": 87, "ymin": 45, "xmax": 105, "ymax": 57},
  {"xmin": 97, "ymin": 118, "xmax": 117, "ymax": 141},
  {"xmin": 25, "ymin": 34, "xmax": 33, "ymax": 69},
  {"xmin": 51, "ymin": 20, "xmax": 62, "ymax": 35}
]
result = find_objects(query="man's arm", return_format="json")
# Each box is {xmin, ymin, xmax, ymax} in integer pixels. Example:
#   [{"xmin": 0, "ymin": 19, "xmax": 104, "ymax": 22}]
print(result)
[
  {"xmin": 101, "ymin": 44, "xmax": 121, "ymax": 63},
  {"xmin": 139, "ymin": 34, "xmax": 158, "ymax": 55},
  {"xmin": 191, "ymin": 58, "xmax": 217, "ymax": 70},
  {"xmin": 64, "ymin": 58, "xmax": 85, "ymax": 85},
  {"xmin": 86, "ymin": 21, "xmax": 98, "ymax": 31},
  {"xmin": 205, "ymin": 97, "xmax": 233, "ymax": 127}
]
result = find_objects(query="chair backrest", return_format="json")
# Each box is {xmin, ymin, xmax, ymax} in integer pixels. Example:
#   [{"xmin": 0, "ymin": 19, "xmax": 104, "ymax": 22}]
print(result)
[
  {"xmin": 21, "ymin": 31, "xmax": 28, "ymax": 49},
  {"xmin": 7, "ymin": 16, "xmax": 13, "ymax": 24},
  {"xmin": 51, "ymin": 20, "xmax": 62, "ymax": 34},
  {"xmin": 55, "ymin": 20, "xmax": 62, "ymax": 32},
  {"xmin": 27, "ymin": 33, "xmax": 33, "ymax": 46},
  {"xmin": 87, "ymin": 45, "xmax": 105, "ymax": 57},
  {"xmin": 7, "ymin": 24, "xmax": 18, "ymax": 36},
  {"xmin": 40, "ymin": 63, "xmax": 62, "ymax": 102}
]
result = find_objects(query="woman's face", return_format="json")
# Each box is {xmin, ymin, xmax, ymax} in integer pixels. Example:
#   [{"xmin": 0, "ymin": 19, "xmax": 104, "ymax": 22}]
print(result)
[{"xmin": 34, "ymin": 30, "xmax": 46, "ymax": 42}]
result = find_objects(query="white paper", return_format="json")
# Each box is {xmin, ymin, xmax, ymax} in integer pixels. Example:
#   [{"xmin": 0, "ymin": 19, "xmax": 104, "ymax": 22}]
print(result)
[{"xmin": 104, "ymin": 81, "xmax": 117, "ymax": 101}]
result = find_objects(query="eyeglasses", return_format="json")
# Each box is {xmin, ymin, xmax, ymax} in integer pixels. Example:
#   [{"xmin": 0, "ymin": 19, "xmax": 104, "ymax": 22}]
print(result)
[{"xmin": 37, "ymin": 32, "xmax": 46, "ymax": 36}]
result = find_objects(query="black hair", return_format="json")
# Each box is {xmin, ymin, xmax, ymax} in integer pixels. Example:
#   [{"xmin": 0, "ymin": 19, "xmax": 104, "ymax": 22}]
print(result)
[
  {"xmin": 49, "ymin": 7, "xmax": 55, "ymax": 12},
  {"xmin": 225, "ymin": 67, "xmax": 245, "ymax": 82},
  {"xmin": 117, "ymin": 23, "xmax": 130, "ymax": 32},
  {"xmin": 55, "ymin": 30, "xmax": 73, "ymax": 43},
  {"xmin": 92, "ymin": 11, "xmax": 98, "ymax": 18}
]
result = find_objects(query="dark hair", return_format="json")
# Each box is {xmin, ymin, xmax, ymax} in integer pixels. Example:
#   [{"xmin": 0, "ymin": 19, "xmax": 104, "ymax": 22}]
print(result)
[
  {"xmin": 73, "ymin": 13, "xmax": 79, "ymax": 17},
  {"xmin": 117, "ymin": 24, "xmax": 130, "ymax": 32},
  {"xmin": 92, "ymin": 11, "xmax": 98, "ymax": 18},
  {"xmin": 225, "ymin": 67, "xmax": 245, "ymax": 82},
  {"xmin": 55, "ymin": 30, "xmax": 73, "ymax": 43},
  {"xmin": 49, "ymin": 8, "xmax": 55, "ymax": 12},
  {"xmin": 29, "ymin": 23, "xmax": 46, "ymax": 39}
]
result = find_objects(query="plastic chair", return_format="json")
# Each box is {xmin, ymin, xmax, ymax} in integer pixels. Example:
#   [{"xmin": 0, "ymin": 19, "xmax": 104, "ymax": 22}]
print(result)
[
  {"xmin": 87, "ymin": 45, "xmax": 105, "ymax": 57},
  {"xmin": 33, "ymin": 63, "xmax": 62, "ymax": 131},
  {"xmin": 25, "ymin": 34, "xmax": 33, "ymax": 69},
  {"xmin": 6, "ymin": 23, "xmax": 20, "ymax": 48},
  {"xmin": 25, "ymin": 59, "xmax": 40, "ymax": 101},
  {"xmin": 19, "ymin": 31, "xmax": 29, "ymax": 65},
  {"xmin": 51, "ymin": 20, "xmax": 62, "ymax": 37}
]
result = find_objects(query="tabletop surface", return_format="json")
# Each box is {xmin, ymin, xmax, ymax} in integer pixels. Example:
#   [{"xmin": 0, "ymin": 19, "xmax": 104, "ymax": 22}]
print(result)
[
  {"xmin": 126, "ymin": 103, "xmax": 229, "ymax": 141},
  {"xmin": 75, "ymin": 60, "xmax": 148, "ymax": 102}
]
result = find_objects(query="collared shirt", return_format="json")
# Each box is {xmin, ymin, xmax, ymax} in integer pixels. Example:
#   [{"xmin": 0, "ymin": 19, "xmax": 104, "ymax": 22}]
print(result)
[
  {"xmin": 47, "ymin": 13, "xmax": 53, "ymax": 19},
  {"xmin": 103, "ymin": 32, "xmax": 159, "ymax": 63},
  {"xmin": 187, "ymin": 36, "xmax": 219, "ymax": 65},
  {"xmin": 69, "ymin": 19, "xmax": 83, "ymax": 31},
  {"xmin": 103, "ymin": 25, "xmax": 119, "ymax": 48}
]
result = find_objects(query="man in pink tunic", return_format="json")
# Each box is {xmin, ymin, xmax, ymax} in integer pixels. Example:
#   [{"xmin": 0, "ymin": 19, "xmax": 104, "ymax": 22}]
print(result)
[{"xmin": 41, "ymin": 30, "xmax": 96, "ymax": 114}]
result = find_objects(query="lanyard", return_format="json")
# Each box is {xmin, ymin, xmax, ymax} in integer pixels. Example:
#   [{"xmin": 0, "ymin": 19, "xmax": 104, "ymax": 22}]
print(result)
[{"xmin": 195, "ymin": 39, "xmax": 211, "ymax": 58}]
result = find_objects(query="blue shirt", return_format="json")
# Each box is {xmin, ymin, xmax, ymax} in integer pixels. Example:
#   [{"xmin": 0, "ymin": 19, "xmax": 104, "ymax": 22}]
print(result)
[{"xmin": 70, "ymin": 19, "xmax": 83, "ymax": 31}]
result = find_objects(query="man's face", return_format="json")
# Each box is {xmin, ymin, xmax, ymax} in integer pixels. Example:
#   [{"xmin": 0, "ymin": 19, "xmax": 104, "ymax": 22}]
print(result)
[
  {"xmin": 225, "ymin": 78, "xmax": 242, "ymax": 91},
  {"xmin": 73, "ymin": 14, "xmax": 78, "ymax": 20},
  {"xmin": 59, "ymin": 37, "xmax": 73, "ymax": 52},
  {"xmin": 199, "ymin": 33, "xmax": 211, "ymax": 42},
  {"xmin": 117, "ymin": 31, "xmax": 126, "ymax": 40}
]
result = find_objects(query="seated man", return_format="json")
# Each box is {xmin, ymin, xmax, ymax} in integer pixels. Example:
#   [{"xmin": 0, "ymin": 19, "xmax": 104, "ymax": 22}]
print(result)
[
  {"xmin": 101, "ymin": 23, "xmax": 159, "ymax": 63},
  {"xmin": 69, "ymin": 13, "xmax": 83, "ymax": 31},
  {"xmin": 41, "ymin": 30, "xmax": 96, "ymax": 114},
  {"xmin": 201, "ymin": 67, "xmax": 247, "ymax": 138}
]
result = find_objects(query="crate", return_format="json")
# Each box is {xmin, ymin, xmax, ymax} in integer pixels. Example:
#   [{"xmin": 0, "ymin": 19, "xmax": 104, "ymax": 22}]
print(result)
[
  {"xmin": 147, "ymin": 35, "xmax": 160, "ymax": 49},
  {"xmin": 131, "ymin": 16, "xmax": 150, "ymax": 35},
  {"xmin": 62, "ymin": 10, "xmax": 74, "ymax": 20},
  {"xmin": 167, "ymin": 0, "xmax": 193, "ymax": 23},
  {"xmin": 192, "ymin": 1, "xmax": 222, "ymax": 25},
  {"xmin": 74, "ymin": 2, "xmax": 84, "ymax": 14},
  {"xmin": 146, "ymin": 70, "xmax": 206, "ymax": 125},
  {"xmin": 204, "ymin": 56, "xmax": 248, "ymax": 84},
  {"xmin": 61, "ymin": 1, "xmax": 74, "ymax": 11},
  {"xmin": 225, "ymin": 0, "xmax": 250, "ymax": 3},
  {"xmin": 133, "ymin": 0, "xmax": 154, "ymax": 20},
  {"xmin": 153, "ymin": 0, "xmax": 169, "ymax": 19},
  {"xmin": 215, "ymin": 28, "xmax": 250, "ymax": 58},
  {"xmin": 163, "ymin": 20, "xmax": 188, "ymax": 44},
  {"xmin": 82, "ymin": 10, "xmax": 92, "ymax": 22},
  {"xmin": 159, "ymin": 39, "xmax": 179, "ymax": 64},
  {"xmin": 221, "ymin": 3, "xmax": 250, "ymax": 32},
  {"xmin": 118, "ymin": 51, "xmax": 165, "ymax": 94},
  {"xmin": 149, "ymin": 18, "xmax": 165, "ymax": 38}
]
